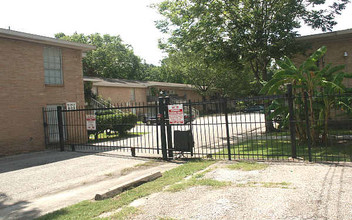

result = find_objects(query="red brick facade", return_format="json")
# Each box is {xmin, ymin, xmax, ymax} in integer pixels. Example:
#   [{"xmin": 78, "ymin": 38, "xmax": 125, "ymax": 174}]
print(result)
[
  {"xmin": 0, "ymin": 37, "xmax": 86, "ymax": 155},
  {"xmin": 294, "ymin": 30, "xmax": 352, "ymax": 87}
]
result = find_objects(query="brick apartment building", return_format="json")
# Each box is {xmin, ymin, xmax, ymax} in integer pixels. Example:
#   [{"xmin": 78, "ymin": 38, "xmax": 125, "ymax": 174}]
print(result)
[
  {"xmin": 84, "ymin": 77, "xmax": 202, "ymax": 105},
  {"xmin": 0, "ymin": 28, "xmax": 95, "ymax": 155},
  {"xmin": 295, "ymin": 28, "xmax": 352, "ymax": 87}
]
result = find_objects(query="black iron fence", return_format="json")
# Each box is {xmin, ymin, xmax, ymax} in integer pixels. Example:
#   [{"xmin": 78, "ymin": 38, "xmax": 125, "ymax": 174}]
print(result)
[{"xmin": 43, "ymin": 89, "xmax": 352, "ymax": 162}]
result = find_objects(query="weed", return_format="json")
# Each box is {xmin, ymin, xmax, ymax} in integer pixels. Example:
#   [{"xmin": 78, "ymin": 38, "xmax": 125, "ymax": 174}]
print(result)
[
  {"xmin": 109, "ymin": 206, "xmax": 140, "ymax": 219},
  {"xmin": 227, "ymin": 161, "xmax": 268, "ymax": 171},
  {"xmin": 167, "ymin": 177, "xmax": 230, "ymax": 192},
  {"xmin": 236, "ymin": 181, "xmax": 292, "ymax": 189}
]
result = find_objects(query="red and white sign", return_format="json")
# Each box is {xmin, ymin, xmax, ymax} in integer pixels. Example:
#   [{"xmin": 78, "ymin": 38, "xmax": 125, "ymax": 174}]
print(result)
[
  {"xmin": 168, "ymin": 104, "xmax": 184, "ymax": 124},
  {"xmin": 86, "ymin": 115, "xmax": 96, "ymax": 130}
]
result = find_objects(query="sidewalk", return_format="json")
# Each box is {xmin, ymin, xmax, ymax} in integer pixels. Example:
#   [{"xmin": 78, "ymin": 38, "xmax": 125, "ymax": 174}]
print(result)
[{"xmin": 0, "ymin": 150, "xmax": 178, "ymax": 220}]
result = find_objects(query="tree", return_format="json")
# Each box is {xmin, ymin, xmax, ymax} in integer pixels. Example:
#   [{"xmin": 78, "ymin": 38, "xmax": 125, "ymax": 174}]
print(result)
[
  {"xmin": 159, "ymin": 50, "xmax": 253, "ymax": 99},
  {"xmin": 261, "ymin": 46, "xmax": 352, "ymax": 143},
  {"xmin": 155, "ymin": 0, "xmax": 350, "ymax": 83},
  {"xmin": 55, "ymin": 33, "xmax": 145, "ymax": 80}
]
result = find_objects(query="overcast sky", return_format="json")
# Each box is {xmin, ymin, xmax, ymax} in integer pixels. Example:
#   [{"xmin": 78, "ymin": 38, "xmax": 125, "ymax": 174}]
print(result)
[{"xmin": 0, "ymin": 0, "xmax": 351, "ymax": 66}]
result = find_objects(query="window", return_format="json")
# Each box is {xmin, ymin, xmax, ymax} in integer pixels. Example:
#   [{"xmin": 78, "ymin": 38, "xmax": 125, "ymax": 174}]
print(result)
[
  {"xmin": 44, "ymin": 47, "xmax": 63, "ymax": 85},
  {"xmin": 130, "ymin": 88, "xmax": 136, "ymax": 101}
]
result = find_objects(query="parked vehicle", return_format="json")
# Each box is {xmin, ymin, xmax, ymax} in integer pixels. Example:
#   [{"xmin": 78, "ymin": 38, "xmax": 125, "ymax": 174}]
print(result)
[
  {"xmin": 243, "ymin": 105, "xmax": 264, "ymax": 113},
  {"xmin": 143, "ymin": 112, "xmax": 196, "ymax": 125}
]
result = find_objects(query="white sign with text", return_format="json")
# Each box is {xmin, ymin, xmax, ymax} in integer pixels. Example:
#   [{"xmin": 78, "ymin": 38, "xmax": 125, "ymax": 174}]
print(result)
[
  {"xmin": 168, "ymin": 104, "xmax": 184, "ymax": 124},
  {"xmin": 86, "ymin": 115, "xmax": 96, "ymax": 130}
]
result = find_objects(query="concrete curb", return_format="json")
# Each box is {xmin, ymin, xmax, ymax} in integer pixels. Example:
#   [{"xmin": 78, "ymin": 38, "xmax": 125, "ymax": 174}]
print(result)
[{"xmin": 94, "ymin": 171, "xmax": 162, "ymax": 200}]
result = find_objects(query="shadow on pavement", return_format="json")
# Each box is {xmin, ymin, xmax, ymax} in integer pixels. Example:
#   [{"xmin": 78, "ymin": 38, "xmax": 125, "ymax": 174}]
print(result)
[
  {"xmin": 0, "ymin": 193, "xmax": 42, "ymax": 220},
  {"xmin": 0, "ymin": 150, "xmax": 96, "ymax": 174}
]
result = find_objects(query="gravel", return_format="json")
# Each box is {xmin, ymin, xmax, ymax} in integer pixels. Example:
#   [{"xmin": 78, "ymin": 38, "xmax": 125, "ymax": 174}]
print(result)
[{"xmin": 127, "ymin": 162, "xmax": 352, "ymax": 220}]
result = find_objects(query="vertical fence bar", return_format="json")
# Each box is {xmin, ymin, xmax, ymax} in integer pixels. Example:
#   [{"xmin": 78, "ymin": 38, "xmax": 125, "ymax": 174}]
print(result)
[
  {"xmin": 159, "ymin": 97, "xmax": 168, "ymax": 160},
  {"xmin": 57, "ymin": 106, "xmax": 64, "ymax": 152},
  {"xmin": 165, "ymin": 97, "xmax": 173, "ymax": 158},
  {"xmin": 155, "ymin": 101, "xmax": 160, "ymax": 154},
  {"xmin": 304, "ymin": 92, "xmax": 312, "ymax": 162},
  {"xmin": 223, "ymin": 98, "xmax": 232, "ymax": 160},
  {"xmin": 188, "ymin": 99, "xmax": 194, "ymax": 156},
  {"xmin": 287, "ymin": 84, "xmax": 297, "ymax": 159},
  {"xmin": 42, "ymin": 107, "xmax": 48, "ymax": 148}
]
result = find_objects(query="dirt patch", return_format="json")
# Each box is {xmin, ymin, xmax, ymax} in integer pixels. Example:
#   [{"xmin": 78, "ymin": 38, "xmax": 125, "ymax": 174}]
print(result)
[{"xmin": 127, "ymin": 162, "xmax": 352, "ymax": 220}]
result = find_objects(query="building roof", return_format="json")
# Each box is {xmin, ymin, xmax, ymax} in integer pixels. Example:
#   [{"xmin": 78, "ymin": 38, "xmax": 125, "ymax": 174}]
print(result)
[
  {"xmin": 297, "ymin": 28, "xmax": 352, "ymax": 41},
  {"xmin": 0, "ymin": 28, "xmax": 96, "ymax": 51},
  {"xmin": 84, "ymin": 76, "xmax": 194, "ymax": 90}
]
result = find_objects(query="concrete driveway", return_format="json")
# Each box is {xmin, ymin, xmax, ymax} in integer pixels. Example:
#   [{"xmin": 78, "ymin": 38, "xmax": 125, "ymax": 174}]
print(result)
[{"xmin": 0, "ymin": 150, "xmax": 177, "ymax": 219}]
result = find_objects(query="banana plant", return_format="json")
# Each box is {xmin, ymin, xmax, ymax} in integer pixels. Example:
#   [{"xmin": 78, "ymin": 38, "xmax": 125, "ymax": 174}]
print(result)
[{"xmin": 261, "ymin": 46, "xmax": 351, "ymax": 144}]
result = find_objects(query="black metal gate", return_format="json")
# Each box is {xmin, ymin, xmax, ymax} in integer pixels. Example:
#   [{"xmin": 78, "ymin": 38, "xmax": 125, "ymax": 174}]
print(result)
[{"xmin": 43, "ymin": 89, "xmax": 352, "ymax": 162}]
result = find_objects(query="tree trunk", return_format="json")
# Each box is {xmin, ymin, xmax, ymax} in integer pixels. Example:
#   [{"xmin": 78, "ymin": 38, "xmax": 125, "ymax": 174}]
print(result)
[{"xmin": 202, "ymin": 95, "xmax": 207, "ymax": 114}]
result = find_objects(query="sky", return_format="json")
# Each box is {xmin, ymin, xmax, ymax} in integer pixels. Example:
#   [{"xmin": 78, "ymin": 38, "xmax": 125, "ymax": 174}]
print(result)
[{"xmin": 0, "ymin": 0, "xmax": 351, "ymax": 66}]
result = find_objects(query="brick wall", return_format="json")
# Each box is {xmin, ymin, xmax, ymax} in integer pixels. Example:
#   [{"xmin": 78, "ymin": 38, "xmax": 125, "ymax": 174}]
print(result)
[
  {"xmin": 150, "ymin": 86, "xmax": 202, "ymax": 102},
  {"xmin": 293, "ymin": 36, "xmax": 352, "ymax": 87},
  {"xmin": 0, "ymin": 38, "xmax": 85, "ymax": 156},
  {"xmin": 95, "ymin": 85, "xmax": 202, "ymax": 104},
  {"xmin": 96, "ymin": 86, "xmax": 147, "ymax": 104}
]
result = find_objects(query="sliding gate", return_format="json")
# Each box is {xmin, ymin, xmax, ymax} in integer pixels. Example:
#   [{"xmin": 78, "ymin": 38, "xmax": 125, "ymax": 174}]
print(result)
[{"xmin": 43, "ymin": 93, "xmax": 352, "ymax": 162}]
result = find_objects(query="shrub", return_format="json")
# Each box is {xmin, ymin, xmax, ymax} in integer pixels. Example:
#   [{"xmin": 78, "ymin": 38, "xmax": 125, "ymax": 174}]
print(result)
[{"xmin": 91, "ymin": 110, "xmax": 138, "ymax": 139}]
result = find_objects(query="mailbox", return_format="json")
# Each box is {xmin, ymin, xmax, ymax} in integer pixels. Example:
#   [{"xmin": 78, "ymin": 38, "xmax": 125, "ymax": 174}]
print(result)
[{"xmin": 174, "ymin": 130, "xmax": 194, "ymax": 152}]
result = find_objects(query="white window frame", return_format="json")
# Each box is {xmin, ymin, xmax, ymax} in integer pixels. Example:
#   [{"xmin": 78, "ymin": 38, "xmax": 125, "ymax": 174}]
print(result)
[{"xmin": 44, "ymin": 47, "xmax": 63, "ymax": 85}]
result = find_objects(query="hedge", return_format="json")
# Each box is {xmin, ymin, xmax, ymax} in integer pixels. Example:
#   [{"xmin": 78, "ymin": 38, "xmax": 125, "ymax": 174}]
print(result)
[{"xmin": 90, "ymin": 110, "xmax": 138, "ymax": 139}]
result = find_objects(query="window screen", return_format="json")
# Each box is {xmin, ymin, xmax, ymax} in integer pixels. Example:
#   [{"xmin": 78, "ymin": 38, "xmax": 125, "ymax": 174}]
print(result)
[{"xmin": 44, "ymin": 47, "xmax": 63, "ymax": 85}]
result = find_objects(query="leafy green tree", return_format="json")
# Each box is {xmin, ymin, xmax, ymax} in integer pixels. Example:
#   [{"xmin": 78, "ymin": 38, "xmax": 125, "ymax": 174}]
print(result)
[
  {"xmin": 261, "ymin": 46, "xmax": 352, "ymax": 143},
  {"xmin": 155, "ymin": 0, "xmax": 350, "ymax": 83},
  {"xmin": 159, "ymin": 51, "xmax": 252, "ymax": 99},
  {"xmin": 55, "ymin": 33, "xmax": 145, "ymax": 80}
]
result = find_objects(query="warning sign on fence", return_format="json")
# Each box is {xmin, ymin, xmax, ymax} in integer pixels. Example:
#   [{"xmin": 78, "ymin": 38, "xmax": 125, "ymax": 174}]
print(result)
[
  {"xmin": 168, "ymin": 104, "xmax": 184, "ymax": 124},
  {"xmin": 86, "ymin": 115, "xmax": 96, "ymax": 130}
]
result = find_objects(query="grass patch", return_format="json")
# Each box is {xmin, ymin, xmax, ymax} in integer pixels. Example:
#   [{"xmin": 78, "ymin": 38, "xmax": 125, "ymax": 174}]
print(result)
[
  {"xmin": 37, "ymin": 159, "xmax": 215, "ymax": 220},
  {"xmin": 167, "ymin": 178, "xmax": 230, "ymax": 192},
  {"xmin": 217, "ymin": 139, "xmax": 352, "ymax": 162},
  {"xmin": 108, "ymin": 206, "xmax": 140, "ymax": 220},
  {"xmin": 158, "ymin": 217, "xmax": 177, "ymax": 220},
  {"xmin": 159, "ymin": 217, "xmax": 177, "ymax": 220},
  {"xmin": 193, "ymin": 167, "xmax": 214, "ymax": 179},
  {"xmin": 236, "ymin": 181, "xmax": 292, "ymax": 189},
  {"xmin": 227, "ymin": 161, "xmax": 268, "ymax": 171},
  {"xmin": 121, "ymin": 160, "xmax": 160, "ymax": 175}
]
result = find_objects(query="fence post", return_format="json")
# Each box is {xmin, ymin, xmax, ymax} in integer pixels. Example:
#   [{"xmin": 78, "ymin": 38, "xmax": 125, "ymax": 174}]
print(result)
[
  {"xmin": 158, "ymin": 97, "xmax": 168, "ymax": 160},
  {"xmin": 57, "ymin": 106, "xmax": 64, "ymax": 152},
  {"xmin": 155, "ymin": 100, "xmax": 160, "ymax": 154},
  {"xmin": 42, "ymin": 107, "xmax": 48, "ymax": 148},
  {"xmin": 223, "ymin": 98, "xmax": 232, "ymax": 160},
  {"xmin": 165, "ymin": 97, "xmax": 174, "ymax": 158},
  {"xmin": 287, "ymin": 84, "xmax": 297, "ymax": 159},
  {"xmin": 188, "ymin": 99, "xmax": 194, "ymax": 156},
  {"xmin": 303, "ymin": 92, "xmax": 313, "ymax": 162}
]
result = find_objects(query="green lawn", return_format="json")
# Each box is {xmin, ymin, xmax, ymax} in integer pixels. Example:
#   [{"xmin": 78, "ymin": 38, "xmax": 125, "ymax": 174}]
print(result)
[
  {"xmin": 37, "ymin": 159, "xmax": 215, "ymax": 220},
  {"xmin": 216, "ymin": 138, "xmax": 352, "ymax": 162}
]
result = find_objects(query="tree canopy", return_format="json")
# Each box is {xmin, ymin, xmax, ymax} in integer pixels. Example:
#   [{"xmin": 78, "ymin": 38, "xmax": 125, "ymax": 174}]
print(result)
[
  {"xmin": 155, "ymin": 0, "xmax": 350, "ymax": 84},
  {"xmin": 55, "ymin": 33, "xmax": 146, "ymax": 80}
]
